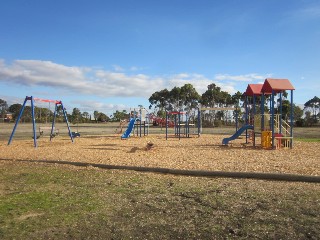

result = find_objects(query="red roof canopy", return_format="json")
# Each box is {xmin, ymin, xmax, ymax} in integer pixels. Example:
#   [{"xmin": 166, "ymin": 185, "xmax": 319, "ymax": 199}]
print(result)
[
  {"xmin": 261, "ymin": 78, "xmax": 295, "ymax": 93},
  {"xmin": 244, "ymin": 84, "xmax": 263, "ymax": 96}
]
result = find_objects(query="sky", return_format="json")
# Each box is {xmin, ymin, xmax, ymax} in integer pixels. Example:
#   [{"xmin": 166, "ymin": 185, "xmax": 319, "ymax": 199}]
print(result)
[{"xmin": 0, "ymin": 0, "xmax": 319, "ymax": 116}]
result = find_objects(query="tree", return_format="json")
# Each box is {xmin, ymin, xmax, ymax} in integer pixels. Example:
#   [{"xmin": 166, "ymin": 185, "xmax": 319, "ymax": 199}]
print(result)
[
  {"xmin": 293, "ymin": 105, "xmax": 304, "ymax": 127},
  {"xmin": 168, "ymin": 86, "xmax": 181, "ymax": 110},
  {"xmin": 82, "ymin": 112, "xmax": 90, "ymax": 122},
  {"xmin": 276, "ymin": 99, "xmax": 291, "ymax": 120},
  {"xmin": 304, "ymin": 96, "xmax": 320, "ymax": 124},
  {"xmin": 200, "ymin": 84, "xmax": 234, "ymax": 125},
  {"xmin": 304, "ymin": 111, "xmax": 313, "ymax": 127},
  {"xmin": 24, "ymin": 106, "xmax": 33, "ymax": 122},
  {"xmin": 93, "ymin": 110, "xmax": 100, "ymax": 122},
  {"xmin": 71, "ymin": 108, "xmax": 81, "ymax": 124},
  {"xmin": 97, "ymin": 112, "xmax": 109, "ymax": 122},
  {"xmin": 112, "ymin": 110, "xmax": 128, "ymax": 121},
  {"xmin": 0, "ymin": 99, "xmax": 8, "ymax": 118},
  {"xmin": 200, "ymin": 83, "xmax": 221, "ymax": 107},
  {"xmin": 180, "ymin": 84, "xmax": 200, "ymax": 111},
  {"xmin": 149, "ymin": 84, "xmax": 200, "ymax": 115},
  {"xmin": 8, "ymin": 104, "xmax": 22, "ymax": 120},
  {"xmin": 34, "ymin": 106, "xmax": 52, "ymax": 123},
  {"xmin": 148, "ymin": 89, "xmax": 170, "ymax": 115},
  {"xmin": 231, "ymin": 91, "xmax": 243, "ymax": 124}
]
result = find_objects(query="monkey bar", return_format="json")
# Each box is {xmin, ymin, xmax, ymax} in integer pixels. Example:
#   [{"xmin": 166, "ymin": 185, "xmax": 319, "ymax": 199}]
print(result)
[{"xmin": 8, "ymin": 96, "xmax": 74, "ymax": 147}]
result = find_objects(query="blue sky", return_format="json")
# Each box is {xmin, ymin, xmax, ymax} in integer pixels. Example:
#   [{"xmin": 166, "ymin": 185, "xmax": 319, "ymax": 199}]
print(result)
[{"xmin": 0, "ymin": 0, "xmax": 319, "ymax": 115}]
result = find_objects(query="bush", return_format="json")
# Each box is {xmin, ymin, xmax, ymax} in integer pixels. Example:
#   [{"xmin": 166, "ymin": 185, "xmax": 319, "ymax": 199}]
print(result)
[
  {"xmin": 214, "ymin": 120, "xmax": 223, "ymax": 127},
  {"xmin": 295, "ymin": 118, "xmax": 306, "ymax": 127},
  {"xmin": 202, "ymin": 120, "xmax": 214, "ymax": 128}
]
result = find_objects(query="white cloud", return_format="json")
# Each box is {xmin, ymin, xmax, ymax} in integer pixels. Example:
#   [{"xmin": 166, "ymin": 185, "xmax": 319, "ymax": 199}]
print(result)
[
  {"xmin": 71, "ymin": 99, "xmax": 127, "ymax": 114},
  {"xmin": 214, "ymin": 73, "xmax": 268, "ymax": 82},
  {"xmin": 0, "ymin": 60, "xmax": 87, "ymax": 88},
  {"xmin": 168, "ymin": 73, "xmax": 214, "ymax": 94},
  {"xmin": 0, "ymin": 59, "xmax": 268, "ymax": 101},
  {"xmin": 0, "ymin": 60, "xmax": 163, "ymax": 98},
  {"xmin": 167, "ymin": 73, "xmax": 238, "ymax": 94},
  {"xmin": 130, "ymin": 66, "xmax": 145, "ymax": 71},
  {"xmin": 112, "ymin": 65, "xmax": 125, "ymax": 72}
]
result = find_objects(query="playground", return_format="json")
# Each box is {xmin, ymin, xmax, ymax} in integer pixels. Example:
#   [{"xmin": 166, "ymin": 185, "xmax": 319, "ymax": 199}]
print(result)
[
  {"xmin": 1, "ymin": 79, "xmax": 319, "ymax": 238},
  {"xmin": 1, "ymin": 78, "xmax": 319, "ymax": 177},
  {"xmin": 0, "ymin": 123, "xmax": 319, "ymax": 176},
  {"xmin": 1, "ymin": 124, "xmax": 320, "ymax": 239}
]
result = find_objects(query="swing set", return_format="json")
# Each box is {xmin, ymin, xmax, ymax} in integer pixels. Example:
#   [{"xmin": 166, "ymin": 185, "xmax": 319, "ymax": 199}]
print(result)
[{"xmin": 8, "ymin": 96, "xmax": 74, "ymax": 148}]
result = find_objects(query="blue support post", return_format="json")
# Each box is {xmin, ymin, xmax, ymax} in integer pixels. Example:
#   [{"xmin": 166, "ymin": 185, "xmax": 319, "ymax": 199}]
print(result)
[
  {"xmin": 186, "ymin": 113, "xmax": 189, "ymax": 138},
  {"xmin": 139, "ymin": 108, "xmax": 142, "ymax": 137},
  {"xmin": 290, "ymin": 90, "xmax": 294, "ymax": 148},
  {"xmin": 178, "ymin": 111, "xmax": 181, "ymax": 140},
  {"xmin": 31, "ymin": 96, "xmax": 37, "ymax": 148},
  {"xmin": 50, "ymin": 103, "xmax": 58, "ymax": 142},
  {"xmin": 197, "ymin": 108, "xmax": 201, "ymax": 137},
  {"xmin": 279, "ymin": 92, "xmax": 282, "ymax": 134},
  {"xmin": 245, "ymin": 96, "xmax": 248, "ymax": 125},
  {"xmin": 8, "ymin": 96, "xmax": 28, "ymax": 146},
  {"xmin": 61, "ymin": 102, "xmax": 74, "ymax": 143},
  {"xmin": 235, "ymin": 108, "xmax": 239, "ymax": 132},
  {"xmin": 245, "ymin": 96, "xmax": 248, "ymax": 143},
  {"xmin": 252, "ymin": 95, "xmax": 256, "ymax": 145},
  {"xmin": 253, "ymin": 95, "xmax": 256, "ymax": 116},
  {"xmin": 271, "ymin": 91, "xmax": 275, "ymax": 149},
  {"xmin": 261, "ymin": 93, "xmax": 265, "ymax": 131}
]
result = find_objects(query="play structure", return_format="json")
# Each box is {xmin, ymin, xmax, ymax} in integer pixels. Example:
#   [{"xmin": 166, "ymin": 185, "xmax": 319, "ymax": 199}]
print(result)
[
  {"xmin": 121, "ymin": 108, "xmax": 150, "ymax": 139},
  {"xmin": 165, "ymin": 110, "xmax": 201, "ymax": 140},
  {"xmin": 151, "ymin": 115, "xmax": 174, "ymax": 127},
  {"xmin": 163, "ymin": 106, "xmax": 239, "ymax": 140},
  {"xmin": 8, "ymin": 96, "xmax": 74, "ymax": 147},
  {"xmin": 222, "ymin": 78, "xmax": 295, "ymax": 149}
]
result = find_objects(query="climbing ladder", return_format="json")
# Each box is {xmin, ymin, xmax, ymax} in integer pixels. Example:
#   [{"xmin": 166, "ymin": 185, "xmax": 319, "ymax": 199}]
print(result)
[{"xmin": 257, "ymin": 114, "xmax": 292, "ymax": 149}]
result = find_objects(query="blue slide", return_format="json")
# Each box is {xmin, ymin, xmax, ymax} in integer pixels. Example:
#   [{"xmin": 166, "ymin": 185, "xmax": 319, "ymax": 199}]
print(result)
[
  {"xmin": 222, "ymin": 125, "xmax": 254, "ymax": 145},
  {"xmin": 121, "ymin": 118, "xmax": 136, "ymax": 139}
]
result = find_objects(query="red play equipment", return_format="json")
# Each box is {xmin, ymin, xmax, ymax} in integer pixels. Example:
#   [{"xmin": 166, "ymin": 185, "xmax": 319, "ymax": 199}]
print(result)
[
  {"xmin": 150, "ymin": 115, "xmax": 174, "ymax": 127},
  {"xmin": 245, "ymin": 78, "xmax": 295, "ymax": 149},
  {"xmin": 165, "ymin": 110, "xmax": 201, "ymax": 140},
  {"xmin": 222, "ymin": 78, "xmax": 295, "ymax": 149}
]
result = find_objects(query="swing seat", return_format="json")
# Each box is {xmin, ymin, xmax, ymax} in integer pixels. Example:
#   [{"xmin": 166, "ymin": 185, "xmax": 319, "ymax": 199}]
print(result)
[
  {"xmin": 39, "ymin": 127, "xmax": 59, "ymax": 136},
  {"xmin": 72, "ymin": 132, "xmax": 81, "ymax": 137}
]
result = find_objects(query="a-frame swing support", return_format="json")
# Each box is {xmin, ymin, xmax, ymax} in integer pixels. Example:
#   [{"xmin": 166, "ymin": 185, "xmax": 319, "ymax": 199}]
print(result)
[{"xmin": 8, "ymin": 96, "xmax": 74, "ymax": 148}]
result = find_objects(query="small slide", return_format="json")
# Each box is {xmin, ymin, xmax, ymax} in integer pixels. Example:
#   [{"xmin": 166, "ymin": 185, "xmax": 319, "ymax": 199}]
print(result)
[
  {"xmin": 222, "ymin": 125, "xmax": 254, "ymax": 145},
  {"xmin": 121, "ymin": 118, "xmax": 136, "ymax": 139}
]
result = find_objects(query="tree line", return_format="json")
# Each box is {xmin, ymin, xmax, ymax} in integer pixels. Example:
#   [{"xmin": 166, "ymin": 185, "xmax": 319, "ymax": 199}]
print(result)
[
  {"xmin": 0, "ymin": 99, "xmax": 129, "ymax": 124},
  {"xmin": 0, "ymin": 86, "xmax": 319, "ymax": 126},
  {"xmin": 148, "ymin": 83, "xmax": 320, "ymax": 127}
]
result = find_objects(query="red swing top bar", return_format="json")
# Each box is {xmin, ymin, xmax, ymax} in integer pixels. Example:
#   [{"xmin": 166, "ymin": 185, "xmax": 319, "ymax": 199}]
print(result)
[{"xmin": 29, "ymin": 97, "xmax": 62, "ymax": 104}]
